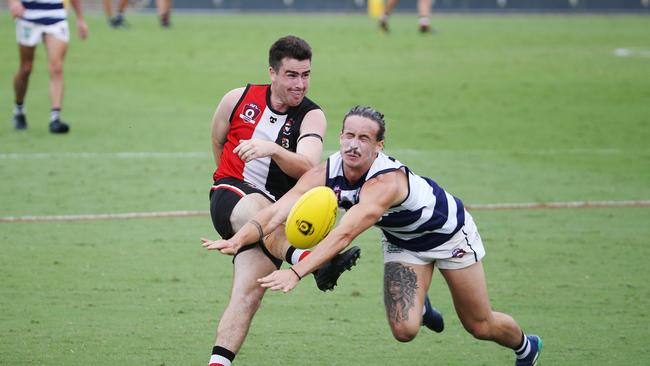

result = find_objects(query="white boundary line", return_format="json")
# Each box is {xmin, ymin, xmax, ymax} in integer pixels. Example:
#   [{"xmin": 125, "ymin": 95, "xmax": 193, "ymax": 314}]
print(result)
[
  {"xmin": 0, "ymin": 147, "xmax": 637, "ymax": 160},
  {"xmin": 0, "ymin": 152, "xmax": 209, "ymax": 159},
  {"xmin": 1, "ymin": 200, "xmax": 649, "ymax": 223}
]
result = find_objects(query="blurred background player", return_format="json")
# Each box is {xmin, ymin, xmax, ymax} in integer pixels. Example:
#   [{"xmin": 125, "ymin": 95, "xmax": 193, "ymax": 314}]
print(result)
[
  {"xmin": 203, "ymin": 35, "xmax": 360, "ymax": 366},
  {"xmin": 156, "ymin": 0, "xmax": 172, "ymax": 27},
  {"xmin": 9, "ymin": 0, "xmax": 88, "ymax": 133},
  {"xmin": 103, "ymin": 0, "xmax": 130, "ymax": 28},
  {"xmin": 380, "ymin": 0, "xmax": 433, "ymax": 33}
]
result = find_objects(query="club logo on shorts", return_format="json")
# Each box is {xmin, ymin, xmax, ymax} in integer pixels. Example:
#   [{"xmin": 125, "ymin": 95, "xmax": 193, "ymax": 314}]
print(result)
[
  {"xmin": 386, "ymin": 243, "xmax": 403, "ymax": 253},
  {"xmin": 452, "ymin": 248, "xmax": 467, "ymax": 258},
  {"xmin": 240, "ymin": 103, "xmax": 261, "ymax": 124},
  {"xmin": 296, "ymin": 220, "xmax": 314, "ymax": 236}
]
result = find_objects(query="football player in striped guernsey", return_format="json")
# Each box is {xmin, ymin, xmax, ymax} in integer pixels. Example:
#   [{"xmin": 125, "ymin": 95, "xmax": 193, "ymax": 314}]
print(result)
[
  {"xmin": 206, "ymin": 105, "xmax": 542, "ymax": 365},
  {"xmin": 9, "ymin": 0, "xmax": 88, "ymax": 133}
]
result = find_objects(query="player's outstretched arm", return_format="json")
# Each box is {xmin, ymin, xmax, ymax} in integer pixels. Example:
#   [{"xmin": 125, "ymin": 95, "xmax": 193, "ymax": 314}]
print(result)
[
  {"xmin": 258, "ymin": 171, "xmax": 402, "ymax": 292},
  {"xmin": 201, "ymin": 163, "xmax": 326, "ymax": 255}
]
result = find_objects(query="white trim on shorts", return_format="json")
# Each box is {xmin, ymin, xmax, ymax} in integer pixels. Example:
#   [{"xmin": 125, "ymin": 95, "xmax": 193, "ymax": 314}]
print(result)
[
  {"xmin": 16, "ymin": 19, "xmax": 69, "ymax": 47},
  {"xmin": 382, "ymin": 211, "xmax": 486, "ymax": 270}
]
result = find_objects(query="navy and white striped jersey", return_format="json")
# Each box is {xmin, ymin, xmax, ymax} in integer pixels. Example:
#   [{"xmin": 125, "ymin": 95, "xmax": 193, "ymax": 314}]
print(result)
[
  {"xmin": 325, "ymin": 151, "xmax": 465, "ymax": 252},
  {"xmin": 20, "ymin": 0, "xmax": 66, "ymax": 25}
]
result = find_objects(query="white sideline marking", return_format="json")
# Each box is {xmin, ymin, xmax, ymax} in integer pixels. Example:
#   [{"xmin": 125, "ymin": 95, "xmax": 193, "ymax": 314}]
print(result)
[
  {"xmin": 613, "ymin": 48, "xmax": 650, "ymax": 58},
  {"xmin": 0, "ymin": 152, "xmax": 209, "ymax": 159},
  {"xmin": 1, "ymin": 200, "xmax": 648, "ymax": 223},
  {"xmin": 0, "ymin": 147, "xmax": 638, "ymax": 161}
]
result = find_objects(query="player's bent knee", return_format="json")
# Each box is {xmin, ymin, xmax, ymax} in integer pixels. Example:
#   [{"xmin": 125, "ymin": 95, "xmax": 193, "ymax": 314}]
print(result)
[
  {"xmin": 49, "ymin": 63, "xmax": 63, "ymax": 77},
  {"xmin": 464, "ymin": 320, "xmax": 492, "ymax": 341},
  {"xmin": 232, "ymin": 291, "xmax": 264, "ymax": 315},
  {"xmin": 389, "ymin": 324, "xmax": 418, "ymax": 343},
  {"xmin": 19, "ymin": 63, "xmax": 33, "ymax": 75}
]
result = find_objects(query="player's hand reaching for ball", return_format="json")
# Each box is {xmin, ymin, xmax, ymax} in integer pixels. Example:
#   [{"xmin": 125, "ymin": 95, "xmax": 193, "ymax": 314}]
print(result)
[
  {"xmin": 201, "ymin": 238, "xmax": 239, "ymax": 255},
  {"xmin": 258, "ymin": 269, "xmax": 300, "ymax": 293}
]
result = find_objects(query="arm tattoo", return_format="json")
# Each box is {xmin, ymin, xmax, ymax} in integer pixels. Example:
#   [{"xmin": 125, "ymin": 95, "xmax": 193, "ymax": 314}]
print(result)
[{"xmin": 383, "ymin": 262, "xmax": 419, "ymax": 323}]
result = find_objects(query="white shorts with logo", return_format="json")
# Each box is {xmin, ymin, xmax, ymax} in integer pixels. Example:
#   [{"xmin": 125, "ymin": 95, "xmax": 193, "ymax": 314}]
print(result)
[
  {"xmin": 382, "ymin": 211, "xmax": 486, "ymax": 270},
  {"xmin": 16, "ymin": 19, "xmax": 69, "ymax": 47}
]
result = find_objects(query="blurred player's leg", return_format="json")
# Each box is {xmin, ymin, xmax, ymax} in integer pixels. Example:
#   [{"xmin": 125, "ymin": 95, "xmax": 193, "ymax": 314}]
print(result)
[
  {"xmin": 44, "ymin": 33, "xmax": 70, "ymax": 133},
  {"xmin": 379, "ymin": 0, "xmax": 400, "ymax": 33},
  {"xmin": 156, "ymin": 0, "xmax": 172, "ymax": 28},
  {"xmin": 417, "ymin": 0, "xmax": 433, "ymax": 33},
  {"xmin": 13, "ymin": 45, "xmax": 35, "ymax": 130}
]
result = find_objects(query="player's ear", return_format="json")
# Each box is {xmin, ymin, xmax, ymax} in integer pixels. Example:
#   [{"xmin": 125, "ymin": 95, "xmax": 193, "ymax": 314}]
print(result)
[
  {"xmin": 269, "ymin": 66, "xmax": 277, "ymax": 82},
  {"xmin": 376, "ymin": 139, "xmax": 384, "ymax": 152}
]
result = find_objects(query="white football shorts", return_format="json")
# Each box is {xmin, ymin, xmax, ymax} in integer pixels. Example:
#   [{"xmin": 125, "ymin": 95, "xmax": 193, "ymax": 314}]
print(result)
[
  {"xmin": 382, "ymin": 211, "xmax": 486, "ymax": 270},
  {"xmin": 16, "ymin": 19, "xmax": 69, "ymax": 47}
]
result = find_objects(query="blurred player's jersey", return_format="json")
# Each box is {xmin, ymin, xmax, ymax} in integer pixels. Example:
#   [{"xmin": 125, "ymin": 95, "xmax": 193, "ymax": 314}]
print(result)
[
  {"xmin": 325, "ymin": 151, "xmax": 466, "ymax": 251},
  {"xmin": 20, "ymin": 0, "xmax": 66, "ymax": 25},
  {"xmin": 214, "ymin": 84, "xmax": 320, "ymax": 200}
]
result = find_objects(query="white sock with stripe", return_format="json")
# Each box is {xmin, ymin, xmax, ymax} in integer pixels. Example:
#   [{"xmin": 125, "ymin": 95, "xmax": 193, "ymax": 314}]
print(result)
[
  {"xmin": 285, "ymin": 246, "xmax": 311, "ymax": 265},
  {"xmin": 209, "ymin": 354, "xmax": 231, "ymax": 366},
  {"xmin": 514, "ymin": 333, "xmax": 531, "ymax": 359}
]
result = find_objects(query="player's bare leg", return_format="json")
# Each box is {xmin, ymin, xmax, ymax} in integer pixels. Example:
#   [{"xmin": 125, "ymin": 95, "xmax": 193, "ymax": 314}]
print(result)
[
  {"xmin": 417, "ymin": 0, "xmax": 433, "ymax": 33},
  {"xmin": 214, "ymin": 247, "xmax": 276, "ymax": 353},
  {"xmin": 103, "ymin": 0, "xmax": 114, "ymax": 18},
  {"xmin": 440, "ymin": 261, "xmax": 523, "ymax": 346},
  {"xmin": 12, "ymin": 45, "xmax": 35, "ymax": 130},
  {"xmin": 44, "ymin": 34, "xmax": 66, "ymax": 111},
  {"xmin": 156, "ymin": 0, "xmax": 172, "ymax": 27},
  {"xmin": 383, "ymin": 261, "xmax": 434, "ymax": 341},
  {"xmin": 44, "ymin": 34, "xmax": 69, "ymax": 133},
  {"xmin": 440, "ymin": 261, "xmax": 541, "ymax": 364},
  {"xmin": 379, "ymin": 0, "xmax": 400, "ymax": 32}
]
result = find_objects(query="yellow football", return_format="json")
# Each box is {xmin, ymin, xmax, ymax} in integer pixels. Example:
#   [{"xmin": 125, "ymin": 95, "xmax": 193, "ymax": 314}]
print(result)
[{"xmin": 285, "ymin": 186, "xmax": 338, "ymax": 249}]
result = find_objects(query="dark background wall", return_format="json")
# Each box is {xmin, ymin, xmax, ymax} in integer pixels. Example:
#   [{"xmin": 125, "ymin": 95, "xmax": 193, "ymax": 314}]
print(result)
[{"xmin": 163, "ymin": 0, "xmax": 650, "ymax": 12}]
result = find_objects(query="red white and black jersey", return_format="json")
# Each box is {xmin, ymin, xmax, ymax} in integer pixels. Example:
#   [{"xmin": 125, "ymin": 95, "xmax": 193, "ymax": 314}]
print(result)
[{"xmin": 213, "ymin": 84, "xmax": 320, "ymax": 200}]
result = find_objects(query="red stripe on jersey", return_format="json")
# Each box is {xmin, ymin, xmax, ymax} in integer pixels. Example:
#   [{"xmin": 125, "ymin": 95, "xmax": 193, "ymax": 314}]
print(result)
[
  {"xmin": 214, "ymin": 84, "xmax": 269, "ymax": 182},
  {"xmin": 299, "ymin": 250, "xmax": 311, "ymax": 261}
]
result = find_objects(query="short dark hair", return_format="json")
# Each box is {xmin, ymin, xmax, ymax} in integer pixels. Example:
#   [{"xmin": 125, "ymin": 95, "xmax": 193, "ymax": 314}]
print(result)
[
  {"xmin": 269, "ymin": 35, "xmax": 312, "ymax": 71},
  {"xmin": 342, "ymin": 105, "xmax": 386, "ymax": 142}
]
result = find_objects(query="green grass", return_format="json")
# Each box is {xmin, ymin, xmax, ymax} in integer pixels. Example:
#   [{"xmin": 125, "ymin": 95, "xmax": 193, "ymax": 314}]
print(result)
[{"xmin": 1, "ymin": 13, "xmax": 650, "ymax": 365}]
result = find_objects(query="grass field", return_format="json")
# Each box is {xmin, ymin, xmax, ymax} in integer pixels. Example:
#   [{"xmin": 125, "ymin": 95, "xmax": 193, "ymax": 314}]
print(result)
[{"xmin": 1, "ymin": 12, "xmax": 650, "ymax": 365}]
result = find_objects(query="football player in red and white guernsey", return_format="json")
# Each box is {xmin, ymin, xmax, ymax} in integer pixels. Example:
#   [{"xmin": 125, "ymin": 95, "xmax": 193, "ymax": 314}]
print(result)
[{"xmin": 203, "ymin": 35, "xmax": 360, "ymax": 366}]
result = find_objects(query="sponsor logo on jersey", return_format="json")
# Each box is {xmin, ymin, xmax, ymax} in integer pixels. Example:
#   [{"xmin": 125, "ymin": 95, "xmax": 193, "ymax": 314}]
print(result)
[
  {"xmin": 282, "ymin": 118, "xmax": 294, "ymax": 136},
  {"xmin": 240, "ymin": 103, "xmax": 261, "ymax": 124},
  {"xmin": 281, "ymin": 137, "xmax": 290, "ymax": 149}
]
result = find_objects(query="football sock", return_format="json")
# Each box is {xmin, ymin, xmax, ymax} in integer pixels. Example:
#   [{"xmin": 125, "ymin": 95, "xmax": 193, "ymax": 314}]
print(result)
[
  {"xmin": 50, "ymin": 108, "xmax": 61, "ymax": 122},
  {"xmin": 285, "ymin": 246, "xmax": 311, "ymax": 265},
  {"xmin": 14, "ymin": 102, "xmax": 24, "ymax": 116},
  {"xmin": 418, "ymin": 17, "xmax": 430, "ymax": 27},
  {"xmin": 513, "ymin": 332, "xmax": 531, "ymax": 360},
  {"xmin": 209, "ymin": 346, "xmax": 235, "ymax": 366}
]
